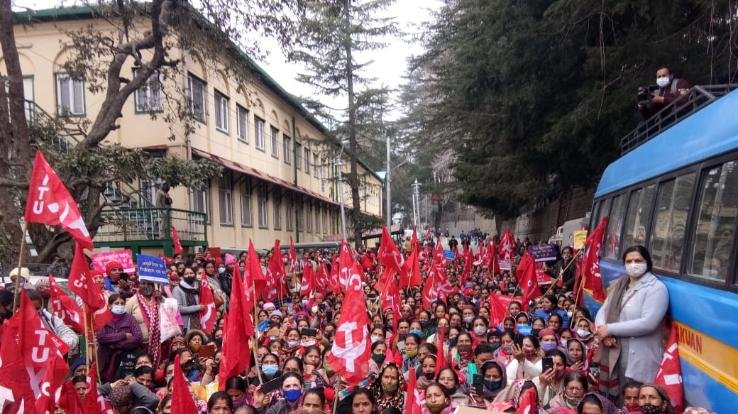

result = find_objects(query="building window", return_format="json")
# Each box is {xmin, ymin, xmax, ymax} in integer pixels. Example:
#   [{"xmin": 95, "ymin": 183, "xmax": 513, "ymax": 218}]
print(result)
[
  {"xmin": 187, "ymin": 73, "xmax": 206, "ymax": 122},
  {"xmin": 298, "ymin": 204, "xmax": 304, "ymax": 231},
  {"xmin": 240, "ymin": 181, "xmax": 252, "ymax": 227},
  {"xmin": 273, "ymin": 195, "xmax": 282, "ymax": 230},
  {"xmin": 236, "ymin": 105, "xmax": 249, "ymax": 143},
  {"xmin": 270, "ymin": 126, "xmax": 279, "ymax": 158},
  {"xmin": 315, "ymin": 206, "xmax": 320, "ymax": 234},
  {"xmin": 55, "ymin": 73, "xmax": 85, "ymax": 116},
  {"xmin": 306, "ymin": 204, "xmax": 312, "ymax": 233},
  {"xmin": 134, "ymin": 70, "xmax": 162, "ymax": 112},
  {"xmin": 218, "ymin": 174, "xmax": 233, "ymax": 225},
  {"xmin": 322, "ymin": 209, "xmax": 328, "ymax": 234},
  {"xmin": 255, "ymin": 116, "xmax": 265, "ymax": 151},
  {"xmin": 214, "ymin": 90, "xmax": 229, "ymax": 133},
  {"xmin": 258, "ymin": 187, "xmax": 268, "ymax": 228},
  {"xmin": 296, "ymin": 142, "xmax": 303, "ymax": 170},
  {"xmin": 304, "ymin": 148, "xmax": 311, "ymax": 174},
  {"xmin": 313, "ymin": 153, "xmax": 320, "ymax": 178},
  {"xmin": 321, "ymin": 158, "xmax": 327, "ymax": 192},
  {"xmin": 286, "ymin": 200, "xmax": 294, "ymax": 231},
  {"xmin": 192, "ymin": 185, "xmax": 210, "ymax": 222},
  {"xmin": 283, "ymin": 135, "xmax": 292, "ymax": 164}
]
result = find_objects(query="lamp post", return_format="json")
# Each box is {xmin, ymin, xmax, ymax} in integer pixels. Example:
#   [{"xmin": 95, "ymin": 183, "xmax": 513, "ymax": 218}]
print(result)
[
  {"xmin": 412, "ymin": 179, "xmax": 421, "ymax": 227},
  {"xmin": 336, "ymin": 141, "xmax": 348, "ymax": 241}
]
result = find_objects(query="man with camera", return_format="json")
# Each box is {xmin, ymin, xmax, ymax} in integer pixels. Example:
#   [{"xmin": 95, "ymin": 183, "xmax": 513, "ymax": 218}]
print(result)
[{"xmin": 637, "ymin": 66, "xmax": 691, "ymax": 119}]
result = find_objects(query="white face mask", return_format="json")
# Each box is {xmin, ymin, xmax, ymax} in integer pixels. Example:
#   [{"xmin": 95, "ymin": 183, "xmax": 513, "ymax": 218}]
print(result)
[
  {"xmin": 576, "ymin": 328, "xmax": 591, "ymax": 338},
  {"xmin": 371, "ymin": 335, "xmax": 383, "ymax": 344},
  {"xmin": 625, "ymin": 262, "xmax": 648, "ymax": 278},
  {"xmin": 111, "ymin": 304, "xmax": 126, "ymax": 315},
  {"xmin": 656, "ymin": 76, "xmax": 670, "ymax": 88},
  {"xmin": 474, "ymin": 326, "xmax": 487, "ymax": 336}
]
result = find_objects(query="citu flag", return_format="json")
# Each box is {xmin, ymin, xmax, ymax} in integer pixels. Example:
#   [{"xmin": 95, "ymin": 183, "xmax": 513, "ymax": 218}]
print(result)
[
  {"xmin": 654, "ymin": 325, "xmax": 684, "ymax": 413},
  {"xmin": 315, "ymin": 261, "xmax": 330, "ymax": 294},
  {"xmin": 336, "ymin": 240, "xmax": 362, "ymax": 293},
  {"xmin": 86, "ymin": 363, "xmax": 114, "ymax": 414},
  {"xmin": 300, "ymin": 261, "xmax": 316, "ymax": 297},
  {"xmin": 246, "ymin": 240, "xmax": 267, "ymax": 295},
  {"xmin": 69, "ymin": 242, "xmax": 111, "ymax": 331},
  {"xmin": 379, "ymin": 266, "xmax": 401, "ymax": 335},
  {"xmin": 49, "ymin": 274, "xmax": 84, "ymax": 333},
  {"xmin": 171, "ymin": 226, "xmax": 184, "ymax": 255},
  {"xmin": 404, "ymin": 368, "xmax": 423, "ymax": 414},
  {"xmin": 378, "ymin": 225, "xmax": 404, "ymax": 274},
  {"xmin": 435, "ymin": 327, "xmax": 447, "ymax": 376},
  {"xmin": 488, "ymin": 241, "xmax": 501, "ymax": 275},
  {"xmin": 171, "ymin": 354, "xmax": 198, "ymax": 414},
  {"xmin": 24, "ymin": 151, "xmax": 93, "ymax": 249},
  {"xmin": 515, "ymin": 252, "xmax": 541, "ymax": 308},
  {"xmin": 516, "ymin": 387, "xmax": 538, "ymax": 414},
  {"xmin": 266, "ymin": 240, "xmax": 287, "ymax": 301},
  {"xmin": 219, "ymin": 262, "xmax": 253, "ymax": 389},
  {"xmin": 400, "ymin": 227, "xmax": 421, "ymax": 288},
  {"xmin": 325, "ymin": 266, "xmax": 371, "ymax": 386},
  {"xmin": 0, "ymin": 291, "xmax": 70, "ymax": 413},
  {"xmin": 488, "ymin": 294, "xmax": 523, "ymax": 328},
  {"xmin": 582, "ymin": 217, "xmax": 608, "ymax": 302},
  {"xmin": 199, "ymin": 275, "xmax": 217, "ymax": 334},
  {"xmin": 500, "ymin": 229, "xmax": 516, "ymax": 263}
]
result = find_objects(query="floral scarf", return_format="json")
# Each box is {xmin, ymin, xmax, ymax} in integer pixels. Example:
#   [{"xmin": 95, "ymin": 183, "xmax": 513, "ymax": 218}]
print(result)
[{"xmin": 136, "ymin": 292, "xmax": 161, "ymax": 366}]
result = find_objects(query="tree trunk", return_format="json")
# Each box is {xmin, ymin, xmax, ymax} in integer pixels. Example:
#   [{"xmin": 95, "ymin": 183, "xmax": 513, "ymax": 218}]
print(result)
[
  {"xmin": 0, "ymin": 0, "xmax": 33, "ymax": 268},
  {"xmin": 343, "ymin": 0, "xmax": 363, "ymax": 249}
]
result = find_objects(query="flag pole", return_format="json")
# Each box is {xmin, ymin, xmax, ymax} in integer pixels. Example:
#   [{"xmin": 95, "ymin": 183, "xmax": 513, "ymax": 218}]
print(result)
[
  {"xmin": 252, "ymin": 287, "xmax": 263, "ymax": 385},
  {"xmin": 541, "ymin": 248, "xmax": 583, "ymax": 298},
  {"xmin": 11, "ymin": 223, "xmax": 28, "ymax": 312}
]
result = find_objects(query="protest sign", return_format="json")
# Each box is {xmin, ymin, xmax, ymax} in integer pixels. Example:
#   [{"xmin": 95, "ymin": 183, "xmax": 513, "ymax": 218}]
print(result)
[
  {"xmin": 136, "ymin": 254, "xmax": 168, "ymax": 284},
  {"xmin": 92, "ymin": 250, "xmax": 135, "ymax": 275},
  {"xmin": 529, "ymin": 243, "xmax": 559, "ymax": 262}
]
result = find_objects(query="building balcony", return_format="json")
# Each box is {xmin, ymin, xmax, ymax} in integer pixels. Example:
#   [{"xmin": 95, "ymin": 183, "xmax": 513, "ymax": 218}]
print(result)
[{"xmin": 94, "ymin": 207, "xmax": 208, "ymax": 255}]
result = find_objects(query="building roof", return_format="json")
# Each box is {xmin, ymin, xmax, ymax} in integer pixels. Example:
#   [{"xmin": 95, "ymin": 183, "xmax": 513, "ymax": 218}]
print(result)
[{"xmin": 13, "ymin": 5, "xmax": 383, "ymax": 182}]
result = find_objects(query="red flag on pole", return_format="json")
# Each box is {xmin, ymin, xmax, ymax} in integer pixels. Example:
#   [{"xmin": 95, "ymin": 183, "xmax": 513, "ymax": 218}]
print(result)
[
  {"xmin": 49, "ymin": 274, "xmax": 84, "ymax": 333},
  {"xmin": 246, "ymin": 240, "xmax": 266, "ymax": 294},
  {"xmin": 400, "ymin": 228, "xmax": 422, "ymax": 288},
  {"xmin": 171, "ymin": 354, "xmax": 199, "ymax": 414},
  {"xmin": 86, "ymin": 363, "xmax": 114, "ymax": 413},
  {"xmin": 325, "ymin": 269, "xmax": 371, "ymax": 386},
  {"xmin": 654, "ymin": 326, "xmax": 684, "ymax": 413},
  {"xmin": 24, "ymin": 151, "xmax": 93, "ymax": 248},
  {"xmin": 404, "ymin": 368, "xmax": 423, "ymax": 414},
  {"xmin": 582, "ymin": 217, "xmax": 608, "ymax": 302},
  {"xmin": 69, "ymin": 242, "xmax": 111, "ymax": 330},
  {"xmin": 289, "ymin": 236, "xmax": 299, "ymax": 270},
  {"xmin": 199, "ymin": 276, "xmax": 217, "ymax": 334},
  {"xmin": 171, "ymin": 226, "xmax": 184, "ymax": 255},
  {"xmin": 266, "ymin": 240, "xmax": 286, "ymax": 301},
  {"xmin": 435, "ymin": 327, "xmax": 447, "ymax": 376},
  {"xmin": 516, "ymin": 387, "xmax": 538, "ymax": 414},
  {"xmin": 500, "ymin": 229, "xmax": 516, "ymax": 265},
  {"xmin": 488, "ymin": 294, "xmax": 516, "ymax": 328},
  {"xmin": 516, "ymin": 253, "xmax": 541, "ymax": 307},
  {"xmin": 300, "ymin": 262, "xmax": 316, "ymax": 297},
  {"xmin": 378, "ymin": 226, "xmax": 404, "ymax": 274},
  {"xmin": 219, "ymin": 261, "xmax": 253, "ymax": 389}
]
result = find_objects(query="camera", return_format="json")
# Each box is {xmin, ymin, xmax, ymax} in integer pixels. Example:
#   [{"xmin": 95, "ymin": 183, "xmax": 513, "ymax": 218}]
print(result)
[{"xmin": 638, "ymin": 84, "xmax": 659, "ymax": 107}]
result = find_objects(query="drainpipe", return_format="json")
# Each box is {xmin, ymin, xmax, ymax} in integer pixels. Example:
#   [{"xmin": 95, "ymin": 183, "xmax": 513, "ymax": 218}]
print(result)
[{"xmin": 292, "ymin": 116, "xmax": 299, "ymax": 243}]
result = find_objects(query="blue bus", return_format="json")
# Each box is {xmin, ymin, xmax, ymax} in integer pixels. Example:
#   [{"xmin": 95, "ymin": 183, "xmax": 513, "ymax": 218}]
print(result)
[{"xmin": 590, "ymin": 84, "xmax": 738, "ymax": 412}]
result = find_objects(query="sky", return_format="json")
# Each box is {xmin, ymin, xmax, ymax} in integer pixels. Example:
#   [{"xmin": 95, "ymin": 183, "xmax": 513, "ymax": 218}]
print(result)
[{"xmin": 13, "ymin": 0, "xmax": 444, "ymax": 121}]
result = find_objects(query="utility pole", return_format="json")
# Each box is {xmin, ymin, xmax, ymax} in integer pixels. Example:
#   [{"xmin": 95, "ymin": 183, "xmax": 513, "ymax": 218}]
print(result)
[
  {"xmin": 412, "ymin": 179, "xmax": 421, "ymax": 227},
  {"xmin": 336, "ymin": 143, "xmax": 348, "ymax": 241}
]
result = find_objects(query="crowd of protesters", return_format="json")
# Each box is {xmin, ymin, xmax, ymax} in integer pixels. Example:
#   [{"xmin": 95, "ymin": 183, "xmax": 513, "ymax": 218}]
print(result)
[{"xmin": 0, "ymin": 228, "xmax": 713, "ymax": 414}]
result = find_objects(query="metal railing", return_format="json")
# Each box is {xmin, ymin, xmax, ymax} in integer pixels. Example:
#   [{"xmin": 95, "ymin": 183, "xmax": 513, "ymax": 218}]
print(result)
[
  {"xmin": 95, "ymin": 207, "xmax": 207, "ymax": 243},
  {"xmin": 621, "ymin": 84, "xmax": 738, "ymax": 155}
]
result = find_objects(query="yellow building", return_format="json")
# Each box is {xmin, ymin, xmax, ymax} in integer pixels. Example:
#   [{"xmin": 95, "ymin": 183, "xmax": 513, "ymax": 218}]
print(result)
[{"xmin": 6, "ymin": 6, "xmax": 383, "ymax": 254}]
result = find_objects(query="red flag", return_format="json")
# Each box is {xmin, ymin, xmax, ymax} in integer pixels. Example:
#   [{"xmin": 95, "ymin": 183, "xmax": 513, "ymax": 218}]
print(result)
[
  {"xmin": 488, "ymin": 294, "xmax": 511, "ymax": 327},
  {"xmin": 379, "ymin": 267, "xmax": 401, "ymax": 335},
  {"xmin": 404, "ymin": 368, "xmax": 423, "ymax": 414},
  {"xmin": 654, "ymin": 326, "xmax": 684, "ymax": 413},
  {"xmin": 199, "ymin": 276, "xmax": 217, "ymax": 334},
  {"xmin": 58, "ymin": 380, "xmax": 84, "ymax": 414},
  {"xmin": 266, "ymin": 240, "xmax": 287, "ymax": 301},
  {"xmin": 0, "ymin": 291, "xmax": 70, "ymax": 413},
  {"xmin": 516, "ymin": 387, "xmax": 538, "ymax": 414},
  {"xmin": 315, "ymin": 261, "xmax": 330, "ymax": 295},
  {"xmin": 329, "ymin": 255, "xmax": 341, "ymax": 293},
  {"xmin": 435, "ymin": 327, "xmax": 447, "ymax": 376},
  {"xmin": 337, "ymin": 241, "xmax": 362, "ymax": 293},
  {"xmin": 500, "ymin": 229, "xmax": 516, "ymax": 262},
  {"xmin": 69, "ymin": 243, "xmax": 106, "ymax": 310},
  {"xmin": 246, "ymin": 240, "xmax": 266, "ymax": 295},
  {"xmin": 219, "ymin": 260, "xmax": 253, "ymax": 389},
  {"xmin": 378, "ymin": 226, "xmax": 404, "ymax": 274},
  {"xmin": 172, "ymin": 354, "xmax": 199, "ymax": 414},
  {"xmin": 460, "ymin": 249, "xmax": 473, "ymax": 284},
  {"xmin": 49, "ymin": 274, "xmax": 84, "ymax": 333},
  {"xmin": 86, "ymin": 363, "xmax": 114, "ymax": 414},
  {"xmin": 289, "ymin": 236, "xmax": 299, "ymax": 270},
  {"xmin": 516, "ymin": 253, "xmax": 541, "ymax": 307},
  {"xmin": 171, "ymin": 226, "xmax": 184, "ymax": 255},
  {"xmin": 300, "ymin": 262, "xmax": 316, "ymax": 297},
  {"xmin": 35, "ymin": 349, "xmax": 70, "ymax": 414},
  {"xmin": 24, "ymin": 151, "xmax": 93, "ymax": 248},
  {"xmin": 325, "ymin": 269, "xmax": 371, "ymax": 385},
  {"xmin": 582, "ymin": 217, "xmax": 608, "ymax": 302},
  {"xmin": 400, "ymin": 229, "xmax": 421, "ymax": 288},
  {"xmin": 488, "ymin": 242, "xmax": 501, "ymax": 275}
]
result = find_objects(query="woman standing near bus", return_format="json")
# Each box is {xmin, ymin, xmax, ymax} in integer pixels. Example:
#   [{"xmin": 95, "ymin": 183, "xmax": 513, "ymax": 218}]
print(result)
[{"xmin": 594, "ymin": 245, "xmax": 669, "ymax": 399}]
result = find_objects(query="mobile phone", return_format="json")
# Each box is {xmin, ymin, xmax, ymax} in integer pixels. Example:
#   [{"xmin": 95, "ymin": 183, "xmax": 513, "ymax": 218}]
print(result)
[
  {"xmin": 199, "ymin": 343, "xmax": 217, "ymax": 359},
  {"xmin": 542, "ymin": 356, "xmax": 554, "ymax": 373},
  {"xmin": 472, "ymin": 374, "xmax": 484, "ymax": 394},
  {"xmin": 261, "ymin": 375, "xmax": 284, "ymax": 394},
  {"xmin": 301, "ymin": 328, "xmax": 317, "ymax": 337}
]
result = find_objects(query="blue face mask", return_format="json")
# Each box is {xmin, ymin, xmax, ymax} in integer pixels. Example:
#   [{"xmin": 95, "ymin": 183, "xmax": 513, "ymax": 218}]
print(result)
[
  {"xmin": 284, "ymin": 388, "xmax": 302, "ymax": 402},
  {"xmin": 262, "ymin": 364, "xmax": 279, "ymax": 376},
  {"xmin": 517, "ymin": 324, "xmax": 531, "ymax": 335},
  {"xmin": 409, "ymin": 329, "xmax": 424, "ymax": 338},
  {"xmin": 541, "ymin": 342, "xmax": 557, "ymax": 352}
]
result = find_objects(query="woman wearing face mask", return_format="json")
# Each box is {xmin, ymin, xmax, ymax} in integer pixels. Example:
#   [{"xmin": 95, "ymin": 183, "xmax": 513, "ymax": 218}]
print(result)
[
  {"xmin": 509, "ymin": 335, "xmax": 543, "ymax": 381},
  {"xmin": 302, "ymin": 346, "xmax": 331, "ymax": 391},
  {"xmin": 436, "ymin": 367, "xmax": 468, "ymax": 406},
  {"xmin": 204, "ymin": 260, "xmax": 227, "ymax": 310},
  {"xmin": 423, "ymin": 382, "xmax": 456, "ymax": 414},
  {"xmin": 173, "ymin": 266, "xmax": 204, "ymax": 331},
  {"xmin": 638, "ymin": 384, "xmax": 675, "ymax": 414},
  {"xmin": 451, "ymin": 332, "xmax": 474, "ymax": 371},
  {"xmin": 416, "ymin": 355, "xmax": 437, "ymax": 390},
  {"xmin": 546, "ymin": 372, "xmax": 588, "ymax": 411},
  {"xmin": 538, "ymin": 328, "xmax": 561, "ymax": 353},
  {"xmin": 264, "ymin": 373, "xmax": 304, "ymax": 414},
  {"xmin": 471, "ymin": 317, "xmax": 489, "ymax": 343},
  {"xmin": 259, "ymin": 353, "xmax": 282, "ymax": 383},
  {"xmin": 369, "ymin": 363, "xmax": 405, "ymax": 411},
  {"xmin": 369, "ymin": 340, "xmax": 388, "ymax": 376},
  {"xmin": 127, "ymin": 281, "xmax": 165, "ymax": 367},
  {"xmin": 96, "ymin": 294, "xmax": 144, "ymax": 383},
  {"xmin": 595, "ymin": 246, "xmax": 668, "ymax": 400},
  {"xmin": 469, "ymin": 360, "xmax": 507, "ymax": 408},
  {"xmin": 573, "ymin": 317, "xmax": 595, "ymax": 345},
  {"xmin": 283, "ymin": 328, "xmax": 301, "ymax": 357},
  {"xmin": 535, "ymin": 349, "xmax": 568, "ymax": 407},
  {"xmin": 401, "ymin": 333, "xmax": 421, "ymax": 376}
]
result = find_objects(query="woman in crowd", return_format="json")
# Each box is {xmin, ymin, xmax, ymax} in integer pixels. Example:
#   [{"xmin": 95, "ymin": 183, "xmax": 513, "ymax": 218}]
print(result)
[
  {"xmin": 264, "ymin": 373, "xmax": 304, "ymax": 414},
  {"xmin": 96, "ymin": 293, "xmax": 144, "ymax": 383},
  {"xmin": 547, "ymin": 372, "xmax": 588, "ymax": 412},
  {"xmin": 436, "ymin": 367, "xmax": 468, "ymax": 406},
  {"xmin": 533, "ymin": 295, "xmax": 570, "ymax": 328},
  {"xmin": 173, "ymin": 266, "xmax": 204, "ymax": 331},
  {"xmin": 423, "ymin": 382, "xmax": 456, "ymax": 414},
  {"xmin": 638, "ymin": 384, "xmax": 676, "ymax": 414},
  {"xmin": 576, "ymin": 392, "xmax": 623, "ymax": 414},
  {"xmin": 126, "ymin": 280, "xmax": 164, "ymax": 367},
  {"xmin": 370, "ymin": 363, "xmax": 405, "ymax": 411}
]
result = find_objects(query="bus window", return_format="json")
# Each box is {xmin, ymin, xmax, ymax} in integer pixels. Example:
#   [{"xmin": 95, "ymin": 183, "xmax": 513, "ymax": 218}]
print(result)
[
  {"xmin": 594, "ymin": 197, "xmax": 612, "ymax": 228},
  {"xmin": 604, "ymin": 193, "xmax": 627, "ymax": 259},
  {"xmin": 688, "ymin": 161, "xmax": 738, "ymax": 282},
  {"xmin": 622, "ymin": 185, "xmax": 656, "ymax": 249},
  {"xmin": 650, "ymin": 173, "xmax": 696, "ymax": 273}
]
